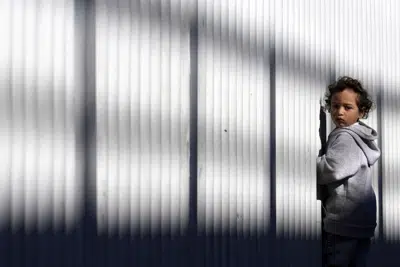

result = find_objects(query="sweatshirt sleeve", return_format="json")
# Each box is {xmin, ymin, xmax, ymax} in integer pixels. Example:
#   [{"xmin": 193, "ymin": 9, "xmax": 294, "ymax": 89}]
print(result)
[{"xmin": 317, "ymin": 132, "xmax": 361, "ymax": 185}]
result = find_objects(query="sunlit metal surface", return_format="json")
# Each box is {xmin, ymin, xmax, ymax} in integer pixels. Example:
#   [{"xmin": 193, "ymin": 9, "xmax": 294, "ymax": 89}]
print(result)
[
  {"xmin": 0, "ymin": 0, "xmax": 83, "ymax": 266},
  {"xmin": 379, "ymin": 1, "xmax": 400, "ymax": 245},
  {"xmin": 95, "ymin": 0, "xmax": 191, "ymax": 237},
  {"xmin": 0, "ymin": 0, "xmax": 80, "ymax": 235},
  {"xmin": 197, "ymin": 0, "xmax": 270, "ymax": 236},
  {"xmin": 196, "ymin": 0, "xmax": 273, "ymax": 265}
]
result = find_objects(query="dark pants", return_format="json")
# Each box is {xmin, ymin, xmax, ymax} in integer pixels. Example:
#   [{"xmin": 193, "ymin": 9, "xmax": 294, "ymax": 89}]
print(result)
[{"xmin": 323, "ymin": 232, "xmax": 371, "ymax": 267}]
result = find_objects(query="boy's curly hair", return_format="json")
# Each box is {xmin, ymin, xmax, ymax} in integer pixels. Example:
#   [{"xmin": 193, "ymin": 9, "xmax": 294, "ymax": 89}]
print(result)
[{"xmin": 324, "ymin": 76, "xmax": 374, "ymax": 119}]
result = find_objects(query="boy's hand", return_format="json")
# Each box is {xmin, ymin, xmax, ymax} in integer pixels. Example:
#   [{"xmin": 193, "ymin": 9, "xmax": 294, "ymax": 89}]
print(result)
[
  {"xmin": 319, "ymin": 126, "xmax": 326, "ymax": 147},
  {"xmin": 318, "ymin": 144, "xmax": 326, "ymax": 157},
  {"xmin": 319, "ymin": 106, "xmax": 327, "ymax": 155}
]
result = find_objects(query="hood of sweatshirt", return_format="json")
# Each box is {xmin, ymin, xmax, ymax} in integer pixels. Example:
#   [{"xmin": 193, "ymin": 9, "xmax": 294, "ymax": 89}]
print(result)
[{"xmin": 331, "ymin": 121, "xmax": 381, "ymax": 166}]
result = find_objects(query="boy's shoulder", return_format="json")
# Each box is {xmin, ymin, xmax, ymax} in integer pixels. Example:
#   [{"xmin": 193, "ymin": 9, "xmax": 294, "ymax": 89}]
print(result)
[{"xmin": 327, "ymin": 129, "xmax": 356, "ymax": 146}]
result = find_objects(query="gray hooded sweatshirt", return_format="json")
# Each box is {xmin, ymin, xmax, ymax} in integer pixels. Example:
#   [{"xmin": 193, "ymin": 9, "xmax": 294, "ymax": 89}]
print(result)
[{"xmin": 317, "ymin": 121, "xmax": 381, "ymax": 238}]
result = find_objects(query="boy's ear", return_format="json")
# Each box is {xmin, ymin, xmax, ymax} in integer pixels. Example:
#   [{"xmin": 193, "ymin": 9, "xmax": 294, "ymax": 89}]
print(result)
[{"xmin": 359, "ymin": 110, "xmax": 365, "ymax": 119}]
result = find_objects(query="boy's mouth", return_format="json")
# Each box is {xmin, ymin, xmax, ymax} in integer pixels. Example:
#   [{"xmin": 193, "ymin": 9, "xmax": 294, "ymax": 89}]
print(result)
[{"xmin": 335, "ymin": 118, "xmax": 346, "ymax": 125}]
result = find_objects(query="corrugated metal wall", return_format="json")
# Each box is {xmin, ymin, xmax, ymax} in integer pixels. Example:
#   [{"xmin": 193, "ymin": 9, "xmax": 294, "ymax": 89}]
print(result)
[
  {"xmin": 1, "ymin": 0, "xmax": 399, "ymax": 266},
  {"xmin": 96, "ymin": 0, "xmax": 191, "ymax": 237},
  {"xmin": 197, "ymin": 0, "xmax": 272, "ymax": 265},
  {"xmin": 94, "ymin": 0, "xmax": 192, "ymax": 265},
  {"xmin": 379, "ymin": 0, "xmax": 400, "ymax": 247},
  {"xmin": 0, "ymin": 0, "xmax": 85, "ymax": 266}
]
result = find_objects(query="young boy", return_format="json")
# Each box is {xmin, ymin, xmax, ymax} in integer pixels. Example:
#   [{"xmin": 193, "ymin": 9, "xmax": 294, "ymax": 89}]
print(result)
[{"xmin": 317, "ymin": 76, "xmax": 381, "ymax": 267}]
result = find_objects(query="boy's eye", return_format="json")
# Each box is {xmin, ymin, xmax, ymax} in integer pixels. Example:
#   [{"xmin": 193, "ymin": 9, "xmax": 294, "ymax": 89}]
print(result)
[{"xmin": 345, "ymin": 106, "xmax": 352, "ymax": 110}]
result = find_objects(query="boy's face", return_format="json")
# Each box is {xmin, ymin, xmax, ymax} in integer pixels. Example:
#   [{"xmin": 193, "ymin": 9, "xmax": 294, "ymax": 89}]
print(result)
[{"xmin": 330, "ymin": 88, "xmax": 364, "ymax": 128}]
